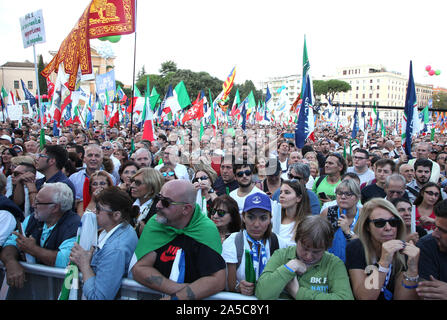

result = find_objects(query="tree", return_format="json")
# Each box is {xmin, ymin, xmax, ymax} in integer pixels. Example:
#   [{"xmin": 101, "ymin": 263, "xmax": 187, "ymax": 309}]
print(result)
[
  {"xmin": 37, "ymin": 55, "xmax": 47, "ymax": 95},
  {"xmin": 312, "ymin": 79, "xmax": 351, "ymax": 103},
  {"xmin": 159, "ymin": 61, "xmax": 177, "ymax": 77},
  {"xmin": 432, "ymin": 92, "xmax": 447, "ymax": 110}
]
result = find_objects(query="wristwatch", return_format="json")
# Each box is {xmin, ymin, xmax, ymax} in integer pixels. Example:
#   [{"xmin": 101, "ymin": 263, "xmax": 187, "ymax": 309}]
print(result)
[
  {"xmin": 377, "ymin": 264, "xmax": 390, "ymax": 273},
  {"xmin": 344, "ymin": 230, "xmax": 355, "ymax": 240}
]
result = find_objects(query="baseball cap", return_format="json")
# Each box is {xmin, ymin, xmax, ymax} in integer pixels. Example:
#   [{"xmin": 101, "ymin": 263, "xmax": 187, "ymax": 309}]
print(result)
[
  {"xmin": 0, "ymin": 135, "xmax": 11, "ymax": 143},
  {"xmin": 243, "ymin": 192, "xmax": 271, "ymax": 213}
]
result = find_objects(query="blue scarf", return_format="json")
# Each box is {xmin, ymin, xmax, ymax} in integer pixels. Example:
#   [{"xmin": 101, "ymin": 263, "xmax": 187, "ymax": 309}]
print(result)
[
  {"xmin": 328, "ymin": 208, "xmax": 359, "ymax": 262},
  {"xmin": 245, "ymin": 231, "xmax": 268, "ymax": 279}
]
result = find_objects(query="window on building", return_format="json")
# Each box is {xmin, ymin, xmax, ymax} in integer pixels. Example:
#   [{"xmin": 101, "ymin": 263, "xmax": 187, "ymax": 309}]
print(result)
[
  {"xmin": 377, "ymin": 93, "xmax": 379, "ymax": 99},
  {"xmin": 343, "ymin": 70, "xmax": 347, "ymax": 75},
  {"xmin": 377, "ymin": 85, "xmax": 380, "ymax": 90},
  {"xmin": 28, "ymin": 81, "xmax": 33, "ymax": 90},
  {"xmin": 14, "ymin": 81, "xmax": 19, "ymax": 89}
]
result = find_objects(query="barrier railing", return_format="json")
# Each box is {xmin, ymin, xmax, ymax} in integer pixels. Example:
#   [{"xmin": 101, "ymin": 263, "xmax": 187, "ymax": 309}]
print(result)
[{"xmin": 0, "ymin": 262, "xmax": 258, "ymax": 300}]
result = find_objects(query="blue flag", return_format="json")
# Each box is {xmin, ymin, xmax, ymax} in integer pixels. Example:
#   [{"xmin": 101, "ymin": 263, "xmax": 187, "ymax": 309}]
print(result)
[
  {"xmin": 403, "ymin": 61, "xmax": 418, "ymax": 158},
  {"xmin": 351, "ymin": 106, "xmax": 359, "ymax": 139},
  {"xmin": 295, "ymin": 75, "xmax": 314, "ymax": 149},
  {"xmin": 53, "ymin": 120, "xmax": 60, "ymax": 137},
  {"xmin": 240, "ymin": 98, "xmax": 247, "ymax": 131},
  {"xmin": 21, "ymin": 79, "xmax": 37, "ymax": 106}
]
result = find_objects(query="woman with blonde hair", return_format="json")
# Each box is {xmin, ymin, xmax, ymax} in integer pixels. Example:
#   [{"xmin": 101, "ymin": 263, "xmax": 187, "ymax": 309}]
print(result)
[
  {"xmin": 130, "ymin": 167, "xmax": 164, "ymax": 237},
  {"xmin": 346, "ymin": 198, "xmax": 420, "ymax": 300}
]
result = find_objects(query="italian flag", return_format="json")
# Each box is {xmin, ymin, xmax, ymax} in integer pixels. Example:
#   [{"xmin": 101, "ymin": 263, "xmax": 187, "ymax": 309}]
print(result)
[{"xmin": 141, "ymin": 77, "xmax": 155, "ymax": 141}]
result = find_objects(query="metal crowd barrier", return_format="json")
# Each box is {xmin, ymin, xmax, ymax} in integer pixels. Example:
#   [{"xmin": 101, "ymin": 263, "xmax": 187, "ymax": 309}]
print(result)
[{"xmin": 0, "ymin": 262, "xmax": 258, "ymax": 300}]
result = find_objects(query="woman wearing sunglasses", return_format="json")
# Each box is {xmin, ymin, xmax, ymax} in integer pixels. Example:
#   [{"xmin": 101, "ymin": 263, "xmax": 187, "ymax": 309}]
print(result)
[
  {"xmin": 320, "ymin": 179, "xmax": 361, "ymax": 262},
  {"xmin": 130, "ymin": 167, "xmax": 164, "ymax": 237},
  {"xmin": 159, "ymin": 164, "xmax": 177, "ymax": 182},
  {"xmin": 69, "ymin": 187, "xmax": 139, "ymax": 300},
  {"xmin": 413, "ymin": 182, "xmax": 442, "ymax": 233},
  {"xmin": 84, "ymin": 171, "xmax": 114, "ymax": 217},
  {"xmin": 191, "ymin": 164, "xmax": 218, "ymax": 213},
  {"xmin": 346, "ymin": 198, "xmax": 420, "ymax": 300},
  {"xmin": 208, "ymin": 195, "xmax": 241, "ymax": 243}
]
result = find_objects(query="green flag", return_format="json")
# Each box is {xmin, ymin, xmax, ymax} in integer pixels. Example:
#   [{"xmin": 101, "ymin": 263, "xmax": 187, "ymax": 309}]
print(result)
[
  {"xmin": 1, "ymin": 86, "xmax": 7, "ymax": 99},
  {"xmin": 150, "ymin": 87, "xmax": 160, "ymax": 111},
  {"xmin": 174, "ymin": 81, "xmax": 191, "ymax": 109},
  {"xmin": 247, "ymin": 91, "xmax": 256, "ymax": 113},
  {"xmin": 431, "ymin": 127, "xmax": 435, "ymax": 141},
  {"xmin": 39, "ymin": 128, "xmax": 46, "ymax": 151},
  {"xmin": 300, "ymin": 35, "xmax": 310, "ymax": 98},
  {"xmin": 199, "ymin": 121, "xmax": 204, "ymax": 141},
  {"xmin": 422, "ymin": 106, "xmax": 430, "ymax": 124}
]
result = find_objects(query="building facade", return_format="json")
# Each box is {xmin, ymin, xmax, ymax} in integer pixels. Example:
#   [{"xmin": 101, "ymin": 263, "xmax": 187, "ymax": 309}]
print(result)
[{"xmin": 0, "ymin": 61, "xmax": 36, "ymax": 98}]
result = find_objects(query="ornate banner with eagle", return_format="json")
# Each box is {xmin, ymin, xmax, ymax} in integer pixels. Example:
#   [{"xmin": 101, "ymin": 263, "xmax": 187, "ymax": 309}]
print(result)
[{"xmin": 41, "ymin": 0, "xmax": 135, "ymax": 91}]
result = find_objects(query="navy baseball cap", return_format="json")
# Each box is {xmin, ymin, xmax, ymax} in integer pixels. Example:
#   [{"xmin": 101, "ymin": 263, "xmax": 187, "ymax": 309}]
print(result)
[{"xmin": 243, "ymin": 192, "xmax": 271, "ymax": 212}]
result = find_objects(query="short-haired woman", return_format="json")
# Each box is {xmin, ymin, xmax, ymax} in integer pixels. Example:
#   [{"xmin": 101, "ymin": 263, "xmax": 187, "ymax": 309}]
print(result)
[
  {"xmin": 255, "ymin": 215, "xmax": 354, "ymax": 300},
  {"xmin": 69, "ymin": 187, "xmax": 139, "ymax": 299},
  {"xmin": 321, "ymin": 179, "xmax": 361, "ymax": 262},
  {"xmin": 346, "ymin": 198, "xmax": 420, "ymax": 300}
]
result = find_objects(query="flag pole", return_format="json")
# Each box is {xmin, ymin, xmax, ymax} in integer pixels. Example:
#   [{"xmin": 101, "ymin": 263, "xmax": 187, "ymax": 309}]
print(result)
[
  {"xmin": 130, "ymin": 0, "xmax": 138, "ymax": 140},
  {"xmin": 33, "ymin": 44, "xmax": 45, "ymax": 149}
]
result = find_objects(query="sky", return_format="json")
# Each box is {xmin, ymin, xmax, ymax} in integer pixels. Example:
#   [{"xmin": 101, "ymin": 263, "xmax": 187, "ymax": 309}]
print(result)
[{"xmin": 1, "ymin": 0, "xmax": 446, "ymax": 89}]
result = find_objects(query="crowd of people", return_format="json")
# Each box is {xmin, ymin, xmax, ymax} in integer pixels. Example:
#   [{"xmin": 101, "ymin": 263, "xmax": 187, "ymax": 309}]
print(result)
[{"xmin": 0, "ymin": 116, "xmax": 446, "ymax": 300}]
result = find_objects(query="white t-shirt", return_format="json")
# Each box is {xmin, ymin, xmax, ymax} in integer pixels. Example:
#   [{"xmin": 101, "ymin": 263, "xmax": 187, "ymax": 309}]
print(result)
[
  {"xmin": 221, "ymin": 230, "xmax": 289, "ymax": 282},
  {"xmin": 347, "ymin": 166, "xmax": 375, "ymax": 186},
  {"xmin": 229, "ymin": 186, "xmax": 264, "ymax": 214},
  {"xmin": 0, "ymin": 210, "xmax": 16, "ymax": 247}
]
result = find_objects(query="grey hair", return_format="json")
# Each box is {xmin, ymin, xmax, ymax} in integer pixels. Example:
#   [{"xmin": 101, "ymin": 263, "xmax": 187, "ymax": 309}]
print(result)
[
  {"xmin": 335, "ymin": 178, "xmax": 361, "ymax": 199},
  {"xmin": 44, "ymin": 182, "xmax": 73, "ymax": 212},
  {"xmin": 385, "ymin": 174, "xmax": 406, "ymax": 188},
  {"xmin": 289, "ymin": 163, "xmax": 310, "ymax": 180}
]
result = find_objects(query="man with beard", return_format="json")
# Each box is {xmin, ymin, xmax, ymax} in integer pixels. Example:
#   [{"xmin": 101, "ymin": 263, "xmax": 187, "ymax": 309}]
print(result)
[
  {"xmin": 409, "ymin": 142, "xmax": 441, "ymax": 183},
  {"xmin": 229, "ymin": 163, "xmax": 265, "ymax": 214},
  {"xmin": 407, "ymin": 158, "xmax": 432, "ymax": 204},
  {"xmin": 416, "ymin": 199, "xmax": 447, "ymax": 300},
  {"xmin": 132, "ymin": 180, "xmax": 226, "ymax": 300}
]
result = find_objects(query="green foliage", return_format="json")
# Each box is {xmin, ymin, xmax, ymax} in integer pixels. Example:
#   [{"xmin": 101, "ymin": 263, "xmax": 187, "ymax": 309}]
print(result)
[
  {"xmin": 37, "ymin": 55, "xmax": 47, "ymax": 95},
  {"xmin": 312, "ymin": 79, "xmax": 351, "ymax": 103},
  {"xmin": 432, "ymin": 92, "xmax": 447, "ymax": 110},
  {"xmin": 159, "ymin": 61, "xmax": 178, "ymax": 77}
]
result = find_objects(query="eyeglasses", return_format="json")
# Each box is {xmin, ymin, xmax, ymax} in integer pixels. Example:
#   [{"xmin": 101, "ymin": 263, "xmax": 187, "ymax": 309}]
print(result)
[
  {"xmin": 154, "ymin": 194, "xmax": 189, "ymax": 208},
  {"xmin": 425, "ymin": 190, "xmax": 440, "ymax": 197},
  {"xmin": 288, "ymin": 173, "xmax": 302, "ymax": 180},
  {"xmin": 95, "ymin": 204, "xmax": 114, "ymax": 213},
  {"xmin": 368, "ymin": 217, "xmax": 400, "ymax": 228},
  {"xmin": 210, "ymin": 208, "xmax": 228, "ymax": 217},
  {"xmin": 130, "ymin": 178, "xmax": 143, "ymax": 186},
  {"xmin": 162, "ymin": 171, "xmax": 175, "ymax": 177},
  {"xmin": 91, "ymin": 181, "xmax": 108, "ymax": 187},
  {"xmin": 34, "ymin": 202, "xmax": 55, "ymax": 207},
  {"xmin": 336, "ymin": 191, "xmax": 355, "ymax": 198},
  {"xmin": 193, "ymin": 176, "xmax": 208, "ymax": 183},
  {"xmin": 37, "ymin": 153, "xmax": 50, "ymax": 159},
  {"xmin": 388, "ymin": 190, "xmax": 405, "ymax": 195},
  {"xmin": 236, "ymin": 170, "xmax": 252, "ymax": 178},
  {"xmin": 101, "ymin": 146, "xmax": 112, "ymax": 150}
]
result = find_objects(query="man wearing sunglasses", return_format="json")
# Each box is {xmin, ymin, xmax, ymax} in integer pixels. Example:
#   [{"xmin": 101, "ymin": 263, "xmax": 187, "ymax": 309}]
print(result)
[
  {"xmin": 229, "ymin": 163, "xmax": 265, "ymax": 214},
  {"xmin": 132, "ymin": 180, "xmax": 226, "ymax": 300},
  {"xmin": 416, "ymin": 199, "xmax": 447, "ymax": 300},
  {"xmin": 1, "ymin": 183, "xmax": 80, "ymax": 289}
]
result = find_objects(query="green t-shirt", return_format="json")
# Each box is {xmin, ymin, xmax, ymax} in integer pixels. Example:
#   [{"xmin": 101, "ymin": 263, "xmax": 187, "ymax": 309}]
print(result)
[
  {"xmin": 255, "ymin": 245, "xmax": 354, "ymax": 300},
  {"xmin": 312, "ymin": 176, "xmax": 341, "ymax": 205}
]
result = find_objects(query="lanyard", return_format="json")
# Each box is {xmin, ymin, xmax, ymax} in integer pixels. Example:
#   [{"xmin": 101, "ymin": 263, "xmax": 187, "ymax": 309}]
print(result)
[{"xmin": 381, "ymin": 264, "xmax": 393, "ymax": 300}]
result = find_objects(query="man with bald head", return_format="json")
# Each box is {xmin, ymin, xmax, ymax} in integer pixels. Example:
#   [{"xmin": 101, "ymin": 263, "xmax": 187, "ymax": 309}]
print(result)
[
  {"xmin": 408, "ymin": 142, "xmax": 440, "ymax": 183},
  {"xmin": 132, "ymin": 180, "xmax": 226, "ymax": 300}
]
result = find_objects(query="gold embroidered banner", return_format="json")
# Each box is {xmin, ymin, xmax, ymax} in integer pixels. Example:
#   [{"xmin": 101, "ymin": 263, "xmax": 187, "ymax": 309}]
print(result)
[{"xmin": 41, "ymin": 0, "xmax": 135, "ymax": 91}]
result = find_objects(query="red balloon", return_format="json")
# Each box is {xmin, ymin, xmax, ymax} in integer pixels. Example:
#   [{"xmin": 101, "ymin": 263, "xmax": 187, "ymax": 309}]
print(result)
[
  {"xmin": 429, "ymin": 70, "xmax": 435, "ymax": 76},
  {"xmin": 425, "ymin": 65, "xmax": 431, "ymax": 72}
]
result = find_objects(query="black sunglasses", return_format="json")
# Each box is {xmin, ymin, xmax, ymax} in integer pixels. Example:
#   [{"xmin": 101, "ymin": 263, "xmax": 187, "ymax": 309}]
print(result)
[
  {"xmin": 193, "ymin": 176, "xmax": 208, "ymax": 183},
  {"xmin": 210, "ymin": 208, "xmax": 228, "ymax": 217},
  {"xmin": 368, "ymin": 217, "xmax": 400, "ymax": 228},
  {"xmin": 288, "ymin": 173, "xmax": 302, "ymax": 180},
  {"xmin": 154, "ymin": 194, "xmax": 188, "ymax": 208},
  {"xmin": 236, "ymin": 170, "xmax": 252, "ymax": 177}
]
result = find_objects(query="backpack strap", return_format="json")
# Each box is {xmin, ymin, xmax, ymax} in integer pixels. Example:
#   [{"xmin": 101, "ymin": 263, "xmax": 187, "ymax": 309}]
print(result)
[
  {"xmin": 315, "ymin": 175, "xmax": 327, "ymax": 190},
  {"xmin": 269, "ymin": 233, "xmax": 279, "ymax": 255},
  {"xmin": 235, "ymin": 230, "xmax": 244, "ymax": 270},
  {"xmin": 406, "ymin": 186, "xmax": 419, "ymax": 198}
]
